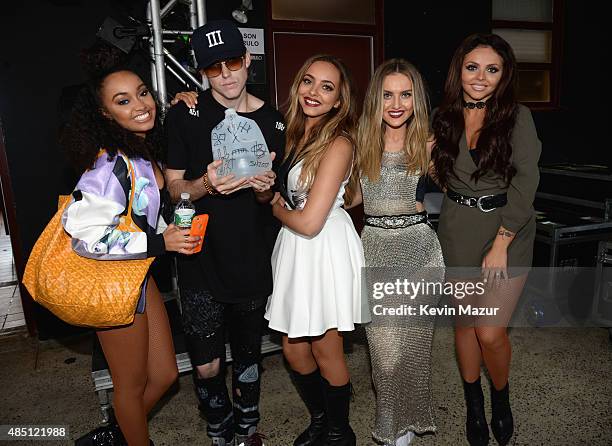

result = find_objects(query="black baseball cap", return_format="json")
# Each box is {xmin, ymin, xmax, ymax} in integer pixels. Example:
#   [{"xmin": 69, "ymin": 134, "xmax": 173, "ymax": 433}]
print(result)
[{"xmin": 192, "ymin": 20, "xmax": 246, "ymax": 70}]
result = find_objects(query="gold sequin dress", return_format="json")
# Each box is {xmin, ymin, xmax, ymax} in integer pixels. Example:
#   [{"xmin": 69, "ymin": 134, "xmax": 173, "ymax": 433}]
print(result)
[{"xmin": 361, "ymin": 151, "xmax": 444, "ymax": 443}]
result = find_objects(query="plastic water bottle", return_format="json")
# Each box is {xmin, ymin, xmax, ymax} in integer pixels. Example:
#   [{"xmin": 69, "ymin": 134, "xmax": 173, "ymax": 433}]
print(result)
[
  {"xmin": 174, "ymin": 192, "xmax": 195, "ymax": 229},
  {"xmin": 211, "ymin": 108, "xmax": 272, "ymax": 180}
]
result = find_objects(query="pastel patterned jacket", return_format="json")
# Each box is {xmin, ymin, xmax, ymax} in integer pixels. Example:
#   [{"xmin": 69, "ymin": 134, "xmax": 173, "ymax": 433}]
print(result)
[{"xmin": 62, "ymin": 151, "xmax": 166, "ymax": 260}]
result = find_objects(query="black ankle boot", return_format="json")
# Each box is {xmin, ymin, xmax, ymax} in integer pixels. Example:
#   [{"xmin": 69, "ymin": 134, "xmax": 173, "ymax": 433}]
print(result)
[
  {"xmin": 462, "ymin": 377, "xmax": 490, "ymax": 446},
  {"xmin": 74, "ymin": 423, "xmax": 126, "ymax": 446},
  {"xmin": 291, "ymin": 369, "xmax": 328, "ymax": 446},
  {"xmin": 490, "ymin": 382, "xmax": 513, "ymax": 445},
  {"xmin": 321, "ymin": 378, "xmax": 356, "ymax": 446}
]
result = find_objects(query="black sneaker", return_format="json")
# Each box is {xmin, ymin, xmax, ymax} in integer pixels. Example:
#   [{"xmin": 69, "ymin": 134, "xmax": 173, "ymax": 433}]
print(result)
[
  {"xmin": 210, "ymin": 437, "xmax": 235, "ymax": 446},
  {"xmin": 235, "ymin": 432, "xmax": 266, "ymax": 446}
]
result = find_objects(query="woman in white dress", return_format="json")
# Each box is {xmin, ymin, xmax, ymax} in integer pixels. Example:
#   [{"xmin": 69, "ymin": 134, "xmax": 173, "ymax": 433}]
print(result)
[{"xmin": 265, "ymin": 55, "xmax": 369, "ymax": 446}]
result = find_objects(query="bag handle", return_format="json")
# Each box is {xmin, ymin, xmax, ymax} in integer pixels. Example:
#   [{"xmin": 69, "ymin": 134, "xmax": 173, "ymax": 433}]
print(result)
[
  {"xmin": 123, "ymin": 157, "xmax": 137, "ymax": 227},
  {"xmin": 96, "ymin": 149, "xmax": 137, "ymax": 227}
]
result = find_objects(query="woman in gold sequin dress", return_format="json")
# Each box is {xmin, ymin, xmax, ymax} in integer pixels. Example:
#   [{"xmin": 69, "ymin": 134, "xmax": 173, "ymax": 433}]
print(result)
[{"xmin": 349, "ymin": 59, "xmax": 444, "ymax": 445}]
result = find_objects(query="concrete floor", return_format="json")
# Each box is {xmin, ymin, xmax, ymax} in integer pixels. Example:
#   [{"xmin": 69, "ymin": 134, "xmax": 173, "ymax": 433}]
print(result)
[{"xmin": 0, "ymin": 326, "xmax": 610, "ymax": 446}]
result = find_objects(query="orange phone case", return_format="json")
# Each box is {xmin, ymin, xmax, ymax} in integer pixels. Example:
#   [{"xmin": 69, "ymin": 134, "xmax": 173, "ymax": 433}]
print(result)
[{"xmin": 190, "ymin": 214, "xmax": 209, "ymax": 254}]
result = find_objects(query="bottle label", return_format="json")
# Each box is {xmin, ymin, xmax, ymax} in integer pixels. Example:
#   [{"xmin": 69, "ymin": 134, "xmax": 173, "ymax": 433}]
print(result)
[{"xmin": 174, "ymin": 209, "xmax": 195, "ymax": 228}]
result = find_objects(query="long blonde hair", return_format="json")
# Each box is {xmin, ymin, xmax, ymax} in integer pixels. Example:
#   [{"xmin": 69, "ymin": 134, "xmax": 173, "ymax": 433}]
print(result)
[
  {"xmin": 284, "ymin": 55, "xmax": 358, "ymax": 204},
  {"xmin": 358, "ymin": 58, "xmax": 430, "ymax": 181}
]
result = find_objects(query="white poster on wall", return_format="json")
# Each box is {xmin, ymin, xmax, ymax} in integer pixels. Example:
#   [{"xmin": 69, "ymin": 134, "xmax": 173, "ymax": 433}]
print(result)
[
  {"xmin": 239, "ymin": 27, "xmax": 265, "ymax": 55},
  {"xmin": 239, "ymin": 27, "xmax": 266, "ymax": 84}
]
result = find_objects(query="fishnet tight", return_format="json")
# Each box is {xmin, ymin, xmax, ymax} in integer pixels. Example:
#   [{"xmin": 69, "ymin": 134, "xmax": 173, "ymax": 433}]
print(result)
[
  {"xmin": 454, "ymin": 274, "xmax": 527, "ymax": 389},
  {"xmin": 97, "ymin": 278, "xmax": 178, "ymax": 445}
]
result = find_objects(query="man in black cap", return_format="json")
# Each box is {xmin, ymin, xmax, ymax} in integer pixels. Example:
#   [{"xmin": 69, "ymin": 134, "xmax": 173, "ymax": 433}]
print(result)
[{"xmin": 165, "ymin": 19, "xmax": 285, "ymax": 446}]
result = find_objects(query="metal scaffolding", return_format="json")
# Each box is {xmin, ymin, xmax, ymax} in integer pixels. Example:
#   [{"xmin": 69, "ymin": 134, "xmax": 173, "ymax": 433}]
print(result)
[{"xmin": 146, "ymin": 0, "xmax": 209, "ymax": 114}]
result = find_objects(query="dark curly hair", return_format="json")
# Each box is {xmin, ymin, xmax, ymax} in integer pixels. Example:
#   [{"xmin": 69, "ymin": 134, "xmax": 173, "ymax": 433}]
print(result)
[
  {"xmin": 60, "ymin": 41, "xmax": 164, "ymax": 173},
  {"xmin": 432, "ymin": 33, "xmax": 518, "ymax": 188}
]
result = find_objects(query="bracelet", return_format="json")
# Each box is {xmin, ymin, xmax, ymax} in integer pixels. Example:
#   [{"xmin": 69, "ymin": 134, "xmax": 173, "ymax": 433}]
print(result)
[
  {"xmin": 497, "ymin": 229, "xmax": 514, "ymax": 238},
  {"xmin": 202, "ymin": 173, "xmax": 218, "ymax": 196}
]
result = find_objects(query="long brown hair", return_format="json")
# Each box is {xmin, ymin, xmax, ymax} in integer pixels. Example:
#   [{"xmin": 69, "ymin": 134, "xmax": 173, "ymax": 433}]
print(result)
[
  {"xmin": 358, "ymin": 58, "xmax": 430, "ymax": 181},
  {"xmin": 284, "ymin": 55, "xmax": 358, "ymax": 204},
  {"xmin": 432, "ymin": 33, "xmax": 518, "ymax": 188}
]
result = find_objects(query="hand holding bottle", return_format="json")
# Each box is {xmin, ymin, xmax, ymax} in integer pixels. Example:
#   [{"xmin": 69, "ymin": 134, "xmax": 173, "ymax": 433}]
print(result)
[
  {"xmin": 206, "ymin": 160, "xmax": 249, "ymax": 195},
  {"xmin": 169, "ymin": 192, "xmax": 199, "ymax": 254},
  {"xmin": 163, "ymin": 224, "xmax": 200, "ymax": 254}
]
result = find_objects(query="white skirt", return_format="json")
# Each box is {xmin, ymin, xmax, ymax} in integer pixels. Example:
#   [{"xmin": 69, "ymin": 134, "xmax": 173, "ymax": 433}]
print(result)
[{"xmin": 265, "ymin": 208, "xmax": 370, "ymax": 338}]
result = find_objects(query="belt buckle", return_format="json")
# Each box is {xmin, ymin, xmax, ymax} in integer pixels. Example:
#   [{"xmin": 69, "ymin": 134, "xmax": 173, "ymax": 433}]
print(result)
[
  {"xmin": 477, "ymin": 195, "xmax": 495, "ymax": 212},
  {"xmin": 461, "ymin": 197, "xmax": 477, "ymax": 207}
]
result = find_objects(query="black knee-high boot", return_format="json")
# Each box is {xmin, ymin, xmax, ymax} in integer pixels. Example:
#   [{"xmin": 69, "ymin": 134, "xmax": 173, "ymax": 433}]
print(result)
[
  {"xmin": 321, "ymin": 378, "xmax": 356, "ymax": 446},
  {"xmin": 490, "ymin": 382, "xmax": 513, "ymax": 445},
  {"xmin": 462, "ymin": 377, "xmax": 490, "ymax": 446},
  {"xmin": 290, "ymin": 369, "xmax": 328, "ymax": 446}
]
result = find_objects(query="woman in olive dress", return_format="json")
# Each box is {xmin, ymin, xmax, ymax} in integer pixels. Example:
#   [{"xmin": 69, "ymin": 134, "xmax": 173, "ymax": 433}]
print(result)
[{"xmin": 432, "ymin": 33, "xmax": 541, "ymax": 446}]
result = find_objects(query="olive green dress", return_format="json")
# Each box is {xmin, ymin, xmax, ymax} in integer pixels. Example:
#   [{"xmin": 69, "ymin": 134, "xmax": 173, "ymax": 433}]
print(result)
[{"xmin": 437, "ymin": 105, "xmax": 541, "ymax": 269}]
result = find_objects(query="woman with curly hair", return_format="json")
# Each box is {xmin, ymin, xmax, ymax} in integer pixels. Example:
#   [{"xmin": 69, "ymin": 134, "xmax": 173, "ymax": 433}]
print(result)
[
  {"xmin": 61, "ymin": 42, "xmax": 200, "ymax": 445},
  {"xmin": 265, "ymin": 55, "xmax": 369, "ymax": 446},
  {"xmin": 432, "ymin": 34, "xmax": 541, "ymax": 446}
]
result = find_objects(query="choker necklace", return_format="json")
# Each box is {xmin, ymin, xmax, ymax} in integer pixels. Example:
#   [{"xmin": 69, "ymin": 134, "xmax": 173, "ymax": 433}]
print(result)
[{"xmin": 463, "ymin": 100, "xmax": 487, "ymax": 109}]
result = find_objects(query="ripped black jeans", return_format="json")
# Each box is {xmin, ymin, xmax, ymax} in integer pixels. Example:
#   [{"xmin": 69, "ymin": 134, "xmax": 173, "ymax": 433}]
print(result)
[{"xmin": 180, "ymin": 288, "xmax": 266, "ymax": 441}]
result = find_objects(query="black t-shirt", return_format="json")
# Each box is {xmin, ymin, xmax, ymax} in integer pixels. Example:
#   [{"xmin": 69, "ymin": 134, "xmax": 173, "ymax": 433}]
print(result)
[{"xmin": 165, "ymin": 89, "xmax": 286, "ymax": 303}]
